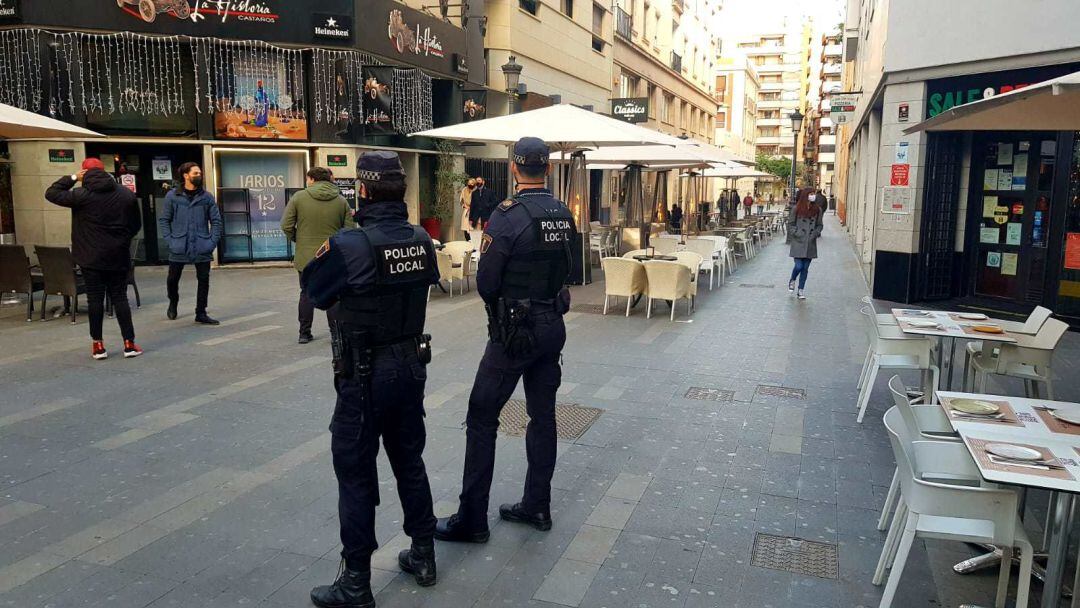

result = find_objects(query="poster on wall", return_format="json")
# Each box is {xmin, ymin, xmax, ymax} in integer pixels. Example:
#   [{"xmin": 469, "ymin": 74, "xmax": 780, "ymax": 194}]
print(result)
[
  {"xmin": 984, "ymin": 170, "xmax": 998, "ymax": 191},
  {"xmin": 462, "ymin": 90, "xmax": 487, "ymax": 122},
  {"xmin": 1006, "ymin": 223, "xmax": 1022, "ymax": 246},
  {"xmin": 335, "ymin": 178, "xmax": 357, "ymax": 211},
  {"xmin": 987, "ymin": 252, "xmax": 1002, "ymax": 268},
  {"xmin": 980, "ymin": 227, "xmax": 1000, "ymax": 244},
  {"xmin": 152, "ymin": 158, "xmax": 173, "ymax": 182},
  {"xmin": 362, "ymin": 66, "xmax": 395, "ymax": 134},
  {"xmin": 1001, "ymin": 252, "xmax": 1019, "ymax": 276},
  {"xmin": 218, "ymin": 152, "xmax": 306, "ymax": 260},
  {"xmin": 214, "ymin": 62, "xmax": 308, "ymax": 141},
  {"xmin": 357, "ymin": 0, "xmax": 466, "ymax": 77},
  {"xmin": 1066, "ymin": 233, "xmax": 1080, "ymax": 270},
  {"xmin": 881, "ymin": 187, "xmax": 912, "ymax": 214},
  {"xmin": 997, "ymin": 169, "xmax": 1013, "ymax": 190},
  {"xmin": 982, "ymin": 196, "xmax": 998, "ymax": 218}
]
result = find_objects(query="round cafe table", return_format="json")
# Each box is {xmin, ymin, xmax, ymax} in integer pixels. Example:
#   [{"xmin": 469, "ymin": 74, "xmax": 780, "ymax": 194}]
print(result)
[{"xmin": 632, "ymin": 255, "xmax": 678, "ymax": 262}]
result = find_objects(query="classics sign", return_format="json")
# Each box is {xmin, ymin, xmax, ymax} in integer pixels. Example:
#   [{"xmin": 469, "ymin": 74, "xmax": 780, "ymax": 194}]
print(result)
[{"xmin": 611, "ymin": 97, "xmax": 649, "ymax": 123}]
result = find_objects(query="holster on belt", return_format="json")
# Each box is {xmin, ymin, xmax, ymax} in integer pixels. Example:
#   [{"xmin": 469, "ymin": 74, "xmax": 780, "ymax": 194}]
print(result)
[
  {"xmin": 490, "ymin": 298, "xmax": 535, "ymax": 358},
  {"xmin": 330, "ymin": 324, "xmax": 373, "ymax": 380}
]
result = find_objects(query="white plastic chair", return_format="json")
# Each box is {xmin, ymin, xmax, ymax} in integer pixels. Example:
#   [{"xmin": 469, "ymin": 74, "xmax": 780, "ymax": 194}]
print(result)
[
  {"xmin": 684, "ymin": 238, "xmax": 718, "ymax": 290},
  {"xmin": 876, "ymin": 407, "xmax": 1033, "ymax": 608},
  {"xmin": 876, "ymin": 376, "xmax": 960, "ymax": 532},
  {"xmin": 643, "ymin": 261, "xmax": 692, "ymax": 321},
  {"xmin": 856, "ymin": 306, "xmax": 939, "ymax": 423},
  {"xmin": 968, "ymin": 317, "xmax": 1068, "ymax": 398},
  {"xmin": 601, "ymin": 257, "xmax": 647, "ymax": 317},
  {"xmin": 652, "ymin": 236, "xmax": 680, "ymax": 255},
  {"xmin": 434, "ymin": 250, "xmax": 456, "ymax": 298},
  {"xmin": 962, "ymin": 306, "xmax": 1052, "ymax": 384},
  {"xmin": 441, "ymin": 241, "xmax": 475, "ymax": 295},
  {"xmin": 861, "ymin": 295, "xmax": 899, "ymax": 326},
  {"xmin": 673, "ymin": 251, "xmax": 702, "ymax": 306}
]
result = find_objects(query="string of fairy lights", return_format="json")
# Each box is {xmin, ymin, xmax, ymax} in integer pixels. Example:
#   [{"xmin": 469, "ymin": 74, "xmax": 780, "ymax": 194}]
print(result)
[{"xmin": 0, "ymin": 28, "xmax": 434, "ymax": 134}]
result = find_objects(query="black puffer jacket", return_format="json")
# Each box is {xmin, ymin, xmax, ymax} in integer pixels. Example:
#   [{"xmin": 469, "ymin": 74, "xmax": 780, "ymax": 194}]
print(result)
[{"xmin": 45, "ymin": 170, "xmax": 142, "ymax": 271}]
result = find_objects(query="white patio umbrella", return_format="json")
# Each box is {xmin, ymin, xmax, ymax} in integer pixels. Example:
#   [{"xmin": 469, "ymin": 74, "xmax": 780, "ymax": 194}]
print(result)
[
  {"xmin": 904, "ymin": 70, "xmax": 1080, "ymax": 133},
  {"xmin": 0, "ymin": 103, "xmax": 104, "ymax": 139},
  {"xmin": 696, "ymin": 166, "xmax": 777, "ymax": 179},
  {"xmin": 414, "ymin": 104, "xmax": 686, "ymax": 285}
]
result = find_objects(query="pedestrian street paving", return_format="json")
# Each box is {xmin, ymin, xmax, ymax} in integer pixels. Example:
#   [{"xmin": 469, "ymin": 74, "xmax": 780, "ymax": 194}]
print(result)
[{"xmin": 1, "ymin": 216, "xmax": 1077, "ymax": 607}]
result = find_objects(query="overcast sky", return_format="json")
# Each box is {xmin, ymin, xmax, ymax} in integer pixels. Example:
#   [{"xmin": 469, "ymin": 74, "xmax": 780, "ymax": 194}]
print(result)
[{"xmin": 714, "ymin": 0, "xmax": 845, "ymax": 36}]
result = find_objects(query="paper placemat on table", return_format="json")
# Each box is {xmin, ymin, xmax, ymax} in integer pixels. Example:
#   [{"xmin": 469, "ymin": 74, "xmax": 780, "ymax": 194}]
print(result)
[
  {"xmin": 940, "ymin": 397, "xmax": 1022, "ymax": 427},
  {"xmin": 1033, "ymin": 407, "xmax": 1080, "ymax": 437},
  {"xmin": 966, "ymin": 437, "xmax": 1075, "ymax": 481},
  {"xmin": 960, "ymin": 325, "xmax": 1009, "ymax": 338},
  {"xmin": 898, "ymin": 319, "xmax": 945, "ymax": 332}
]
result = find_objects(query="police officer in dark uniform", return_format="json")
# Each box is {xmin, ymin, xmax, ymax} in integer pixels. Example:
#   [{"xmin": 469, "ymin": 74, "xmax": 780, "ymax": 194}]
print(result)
[
  {"xmin": 303, "ymin": 151, "xmax": 440, "ymax": 608},
  {"xmin": 435, "ymin": 137, "xmax": 576, "ymax": 543}
]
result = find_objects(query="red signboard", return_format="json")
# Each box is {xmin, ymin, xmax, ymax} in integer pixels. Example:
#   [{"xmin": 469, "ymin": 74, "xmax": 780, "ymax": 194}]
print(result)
[
  {"xmin": 890, "ymin": 164, "xmax": 910, "ymax": 187},
  {"xmin": 1065, "ymin": 233, "xmax": 1080, "ymax": 270}
]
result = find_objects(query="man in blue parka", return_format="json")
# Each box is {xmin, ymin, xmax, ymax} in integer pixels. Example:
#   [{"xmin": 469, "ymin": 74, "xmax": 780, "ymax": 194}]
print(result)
[{"xmin": 159, "ymin": 162, "xmax": 223, "ymax": 325}]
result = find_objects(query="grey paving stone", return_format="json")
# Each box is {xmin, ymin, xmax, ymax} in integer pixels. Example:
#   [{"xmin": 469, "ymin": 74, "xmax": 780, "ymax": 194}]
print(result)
[
  {"xmin": 563, "ymin": 525, "xmax": 622, "ymax": 565},
  {"xmin": 532, "ymin": 558, "xmax": 601, "ymax": 606}
]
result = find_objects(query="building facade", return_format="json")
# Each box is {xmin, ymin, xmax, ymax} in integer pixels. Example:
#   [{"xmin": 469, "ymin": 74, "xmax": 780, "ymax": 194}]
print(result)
[
  {"xmin": 839, "ymin": 0, "xmax": 1080, "ymax": 323},
  {"xmin": 610, "ymin": 0, "xmax": 719, "ymax": 143},
  {"xmin": 731, "ymin": 18, "xmax": 813, "ymax": 162},
  {"xmin": 714, "ymin": 56, "xmax": 759, "ymax": 162},
  {"xmin": 814, "ymin": 30, "xmax": 843, "ymax": 195},
  {"xmin": 0, "ymin": 0, "xmax": 477, "ymax": 263}
]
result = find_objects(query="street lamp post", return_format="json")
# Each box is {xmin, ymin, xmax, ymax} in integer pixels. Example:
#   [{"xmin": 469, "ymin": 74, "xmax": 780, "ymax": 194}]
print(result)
[
  {"xmin": 788, "ymin": 109, "xmax": 804, "ymax": 205},
  {"xmin": 501, "ymin": 55, "xmax": 523, "ymax": 197}
]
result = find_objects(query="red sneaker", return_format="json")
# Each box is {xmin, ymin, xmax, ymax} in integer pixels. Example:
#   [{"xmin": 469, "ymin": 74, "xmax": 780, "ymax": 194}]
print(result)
[
  {"xmin": 91, "ymin": 341, "xmax": 108, "ymax": 360},
  {"xmin": 123, "ymin": 340, "xmax": 144, "ymax": 358}
]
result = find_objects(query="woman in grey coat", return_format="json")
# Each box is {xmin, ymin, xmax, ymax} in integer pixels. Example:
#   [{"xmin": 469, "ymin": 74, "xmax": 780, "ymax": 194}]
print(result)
[{"xmin": 786, "ymin": 189, "xmax": 825, "ymax": 299}]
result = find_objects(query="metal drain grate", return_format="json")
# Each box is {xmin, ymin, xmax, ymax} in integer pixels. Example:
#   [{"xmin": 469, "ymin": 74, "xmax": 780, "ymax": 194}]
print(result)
[
  {"xmin": 570, "ymin": 304, "xmax": 608, "ymax": 315},
  {"xmin": 684, "ymin": 387, "xmax": 735, "ymax": 402},
  {"xmin": 751, "ymin": 534, "xmax": 838, "ymax": 579},
  {"xmin": 498, "ymin": 400, "xmax": 603, "ymax": 439},
  {"xmin": 755, "ymin": 385, "xmax": 806, "ymax": 400},
  {"xmin": 739, "ymin": 283, "xmax": 776, "ymax": 288}
]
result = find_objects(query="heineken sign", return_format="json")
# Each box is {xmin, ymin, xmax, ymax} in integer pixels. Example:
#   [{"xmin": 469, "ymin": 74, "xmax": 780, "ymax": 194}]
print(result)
[
  {"xmin": 49, "ymin": 149, "xmax": 75, "ymax": 163},
  {"xmin": 611, "ymin": 97, "xmax": 649, "ymax": 123},
  {"xmin": 327, "ymin": 154, "xmax": 348, "ymax": 167}
]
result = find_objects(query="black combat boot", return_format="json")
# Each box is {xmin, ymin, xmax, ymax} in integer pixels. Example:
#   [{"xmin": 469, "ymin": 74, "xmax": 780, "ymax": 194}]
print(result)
[
  {"xmin": 434, "ymin": 513, "xmax": 490, "ymax": 543},
  {"xmin": 397, "ymin": 538, "xmax": 437, "ymax": 587},
  {"xmin": 310, "ymin": 561, "xmax": 375, "ymax": 608},
  {"xmin": 499, "ymin": 502, "xmax": 552, "ymax": 531}
]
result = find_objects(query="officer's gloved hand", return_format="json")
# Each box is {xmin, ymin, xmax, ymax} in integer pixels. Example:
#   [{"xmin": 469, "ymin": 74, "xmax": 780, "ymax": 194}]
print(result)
[{"xmin": 555, "ymin": 288, "xmax": 571, "ymax": 315}]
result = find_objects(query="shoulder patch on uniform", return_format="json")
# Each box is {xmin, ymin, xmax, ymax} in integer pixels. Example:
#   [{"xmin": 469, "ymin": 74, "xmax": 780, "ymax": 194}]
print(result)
[
  {"xmin": 480, "ymin": 233, "xmax": 493, "ymax": 254},
  {"xmin": 314, "ymin": 239, "xmax": 331, "ymax": 259},
  {"xmin": 498, "ymin": 198, "xmax": 518, "ymax": 211}
]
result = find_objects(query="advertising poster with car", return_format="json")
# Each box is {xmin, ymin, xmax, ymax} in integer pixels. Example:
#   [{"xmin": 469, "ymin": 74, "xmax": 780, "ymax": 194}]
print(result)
[{"xmin": 362, "ymin": 66, "xmax": 395, "ymax": 135}]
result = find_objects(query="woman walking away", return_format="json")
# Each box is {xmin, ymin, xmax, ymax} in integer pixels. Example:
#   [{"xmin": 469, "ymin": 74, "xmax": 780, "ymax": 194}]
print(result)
[
  {"xmin": 460, "ymin": 178, "xmax": 476, "ymax": 237},
  {"xmin": 786, "ymin": 189, "xmax": 824, "ymax": 300}
]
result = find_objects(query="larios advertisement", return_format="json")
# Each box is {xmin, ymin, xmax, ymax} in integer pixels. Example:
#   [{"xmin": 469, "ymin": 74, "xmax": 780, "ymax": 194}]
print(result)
[
  {"xmin": 219, "ymin": 152, "xmax": 305, "ymax": 260},
  {"xmin": 16, "ymin": 0, "xmax": 354, "ymax": 46}
]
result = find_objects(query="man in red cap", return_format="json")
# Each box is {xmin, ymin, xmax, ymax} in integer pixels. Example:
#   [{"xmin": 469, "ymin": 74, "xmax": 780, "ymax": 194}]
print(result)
[{"xmin": 45, "ymin": 158, "xmax": 144, "ymax": 360}]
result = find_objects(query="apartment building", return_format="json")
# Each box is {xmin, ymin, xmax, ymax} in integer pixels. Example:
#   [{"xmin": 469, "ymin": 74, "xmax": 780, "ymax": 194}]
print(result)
[
  {"xmin": 731, "ymin": 18, "xmax": 813, "ymax": 162},
  {"xmin": 839, "ymin": 0, "xmax": 1080, "ymax": 324},
  {"xmin": 610, "ymin": 0, "xmax": 720, "ymax": 143},
  {"xmin": 714, "ymin": 56, "xmax": 759, "ymax": 162},
  {"xmin": 814, "ymin": 30, "xmax": 843, "ymax": 195}
]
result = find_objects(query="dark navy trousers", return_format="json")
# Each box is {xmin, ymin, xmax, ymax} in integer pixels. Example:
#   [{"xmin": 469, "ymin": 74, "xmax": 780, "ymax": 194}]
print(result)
[
  {"xmin": 330, "ymin": 344, "xmax": 436, "ymax": 570},
  {"xmin": 457, "ymin": 310, "xmax": 566, "ymax": 528}
]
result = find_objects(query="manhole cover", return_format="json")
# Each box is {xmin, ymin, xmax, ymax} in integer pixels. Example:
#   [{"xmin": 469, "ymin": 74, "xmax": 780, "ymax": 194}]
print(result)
[
  {"xmin": 739, "ymin": 283, "xmax": 775, "ymax": 288},
  {"xmin": 685, "ymin": 387, "xmax": 735, "ymax": 402},
  {"xmin": 498, "ymin": 400, "xmax": 602, "ymax": 439},
  {"xmin": 570, "ymin": 304, "xmax": 608, "ymax": 315},
  {"xmin": 755, "ymin": 385, "xmax": 806, "ymax": 399},
  {"xmin": 750, "ymin": 534, "xmax": 838, "ymax": 579}
]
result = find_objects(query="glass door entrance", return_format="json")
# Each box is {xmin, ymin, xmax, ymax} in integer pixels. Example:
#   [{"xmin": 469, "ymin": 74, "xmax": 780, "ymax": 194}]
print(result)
[
  {"xmin": 969, "ymin": 134, "xmax": 1058, "ymax": 306},
  {"xmin": 84, "ymin": 144, "xmax": 204, "ymax": 265}
]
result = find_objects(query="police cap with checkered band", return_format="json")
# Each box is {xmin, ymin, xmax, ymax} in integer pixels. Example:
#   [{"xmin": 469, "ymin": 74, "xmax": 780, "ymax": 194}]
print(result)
[
  {"xmin": 512, "ymin": 137, "xmax": 550, "ymax": 167},
  {"xmin": 356, "ymin": 150, "xmax": 405, "ymax": 182}
]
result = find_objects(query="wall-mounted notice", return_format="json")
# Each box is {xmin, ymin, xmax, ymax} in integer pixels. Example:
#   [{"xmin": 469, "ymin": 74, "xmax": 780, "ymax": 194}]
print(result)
[
  {"xmin": 1001, "ymin": 252, "xmax": 1018, "ymax": 276},
  {"xmin": 881, "ymin": 187, "xmax": 912, "ymax": 214},
  {"xmin": 996, "ymin": 143, "xmax": 1013, "ymax": 166},
  {"xmin": 1065, "ymin": 233, "xmax": 1080, "ymax": 270},
  {"xmin": 997, "ymin": 169, "xmax": 1013, "ymax": 190},
  {"xmin": 982, "ymin": 196, "xmax": 998, "ymax": 218},
  {"xmin": 1006, "ymin": 223, "xmax": 1022, "ymax": 246},
  {"xmin": 984, "ymin": 169, "xmax": 999, "ymax": 191},
  {"xmin": 987, "ymin": 251, "xmax": 1001, "ymax": 268},
  {"xmin": 980, "ymin": 227, "xmax": 1000, "ymax": 244}
]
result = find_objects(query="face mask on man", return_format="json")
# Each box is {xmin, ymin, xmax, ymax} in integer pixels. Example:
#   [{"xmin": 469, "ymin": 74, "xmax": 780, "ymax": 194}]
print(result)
[{"xmin": 191, "ymin": 176, "xmax": 204, "ymax": 188}]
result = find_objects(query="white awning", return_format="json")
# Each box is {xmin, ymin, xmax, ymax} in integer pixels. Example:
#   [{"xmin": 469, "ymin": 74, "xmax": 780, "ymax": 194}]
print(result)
[{"xmin": 0, "ymin": 104, "xmax": 105, "ymax": 140}]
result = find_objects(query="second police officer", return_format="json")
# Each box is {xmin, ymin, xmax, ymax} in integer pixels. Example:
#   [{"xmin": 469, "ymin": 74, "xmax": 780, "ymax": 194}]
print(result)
[
  {"xmin": 302, "ymin": 151, "xmax": 440, "ymax": 608},
  {"xmin": 436, "ymin": 137, "xmax": 577, "ymax": 543}
]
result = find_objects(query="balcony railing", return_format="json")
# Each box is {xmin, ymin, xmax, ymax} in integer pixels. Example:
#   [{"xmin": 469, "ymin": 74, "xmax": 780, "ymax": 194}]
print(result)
[
  {"xmin": 615, "ymin": 7, "xmax": 633, "ymax": 40},
  {"xmin": 672, "ymin": 0, "xmax": 684, "ymax": 13},
  {"xmin": 670, "ymin": 52, "xmax": 682, "ymax": 73}
]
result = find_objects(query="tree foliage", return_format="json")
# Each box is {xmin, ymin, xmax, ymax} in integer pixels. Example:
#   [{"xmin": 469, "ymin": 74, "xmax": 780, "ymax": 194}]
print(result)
[{"xmin": 755, "ymin": 153, "xmax": 802, "ymax": 182}]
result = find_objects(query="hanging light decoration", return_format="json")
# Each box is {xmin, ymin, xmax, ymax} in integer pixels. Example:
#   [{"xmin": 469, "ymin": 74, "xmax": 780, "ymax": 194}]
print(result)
[{"xmin": 0, "ymin": 29, "xmax": 44, "ymax": 112}]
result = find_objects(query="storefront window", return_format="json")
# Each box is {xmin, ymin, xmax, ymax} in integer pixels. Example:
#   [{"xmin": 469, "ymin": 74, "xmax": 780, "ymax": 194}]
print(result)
[
  {"xmin": 1055, "ymin": 134, "xmax": 1080, "ymax": 317},
  {"xmin": 216, "ymin": 150, "xmax": 308, "ymax": 263}
]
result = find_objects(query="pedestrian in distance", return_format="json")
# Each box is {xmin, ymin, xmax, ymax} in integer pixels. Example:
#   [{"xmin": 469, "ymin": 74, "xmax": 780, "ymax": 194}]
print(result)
[
  {"xmin": 159, "ymin": 162, "xmax": 222, "ymax": 325},
  {"xmin": 45, "ymin": 158, "xmax": 143, "ymax": 360},
  {"xmin": 281, "ymin": 166, "xmax": 354, "ymax": 344},
  {"xmin": 669, "ymin": 202, "xmax": 683, "ymax": 234},
  {"xmin": 470, "ymin": 176, "xmax": 496, "ymax": 229},
  {"xmin": 302, "ymin": 151, "xmax": 440, "ymax": 608},
  {"xmin": 460, "ymin": 177, "xmax": 476, "ymax": 237},
  {"xmin": 436, "ymin": 137, "xmax": 576, "ymax": 544},
  {"xmin": 786, "ymin": 188, "xmax": 825, "ymax": 300},
  {"xmin": 743, "ymin": 191, "xmax": 754, "ymax": 217}
]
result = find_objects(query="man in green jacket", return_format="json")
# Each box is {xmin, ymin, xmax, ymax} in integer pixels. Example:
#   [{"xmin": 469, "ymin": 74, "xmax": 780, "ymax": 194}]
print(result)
[{"xmin": 282, "ymin": 167, "xmax": 354, "ymax": 343}]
